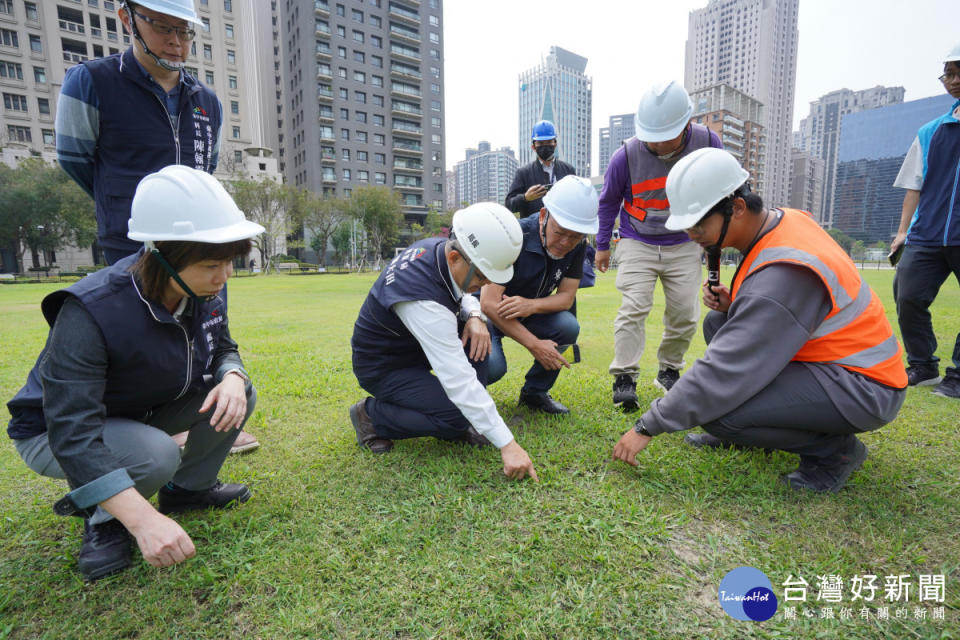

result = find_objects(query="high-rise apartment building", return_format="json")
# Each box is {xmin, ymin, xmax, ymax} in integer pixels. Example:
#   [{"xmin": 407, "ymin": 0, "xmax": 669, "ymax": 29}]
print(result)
[
  {"xmin": 789, "ymin": 149, "xmax": 824, "ymax": 215},
  {"xmin": 0, "ymin": 0, "xmax": 272, "ymax": 270},
  {"xmin": 518, "ymin": 46, "xmax": 591, "ymax": 177},
  {"xmin": 795, "ymin": 85, "xmax": 904, "ymax": 226},
  {"xmin": 689, "ymin": 83, "xmax": 765, "ymax": 192},
  {"xmin": 280, "ymin": 0, "xmax": 445, "ymax": 227},
  {"xmin": 598, "ymin": 112, "xmax": 634, "ymax": 176},
  {"xmin": 685, "ymin": 0, "xmax": 799, "ymax": 206},
  {"xmin": 832, "ymin": 93, "xmax": 955, "ymax": 244},
  {"xmin": 453, "ymin": 141, "xmax": 517, "ymax": 208}
]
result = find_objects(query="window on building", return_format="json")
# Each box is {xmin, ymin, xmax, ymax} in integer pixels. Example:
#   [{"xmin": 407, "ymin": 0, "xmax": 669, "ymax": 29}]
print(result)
[
  {"xmin": 340, "ymin": 107, "xmax": 349, "ymax": 119},
  {"xmin": 370, "ymin": 35, "xmax": 381, "ymax": 48},
  {"xmin": 371, "ymin": 75, "xmax": 383, "ymax": 87},
  {"xmin": 342, "ymin": 148, "xmax": 350, "ymax": 160},
  {"xmin": 431, "ymin": 83, "xmax": 440, "ymax": 93},
  {"xmin": 338, "ymin": 66, "xmax": 347, "ymax": 79},
  {"xmin": 230, "ymin": 100, "xmax": 239, "ymax": 114},
  {"xmin": 224, "ymin": 0, "xmax": 232, "ymax": 11},
  {"xmin": 353, "ymin": 50, "xmax": 365, "ymax": 63},
  {"xmin": 352, "ymin": 30, "xmax": 364, "ymax": 43},
  {"xmin": 353, "ymin": 70, "xmax": 365, "ymax": 83},
  {"xmin": 355, "ymin": 91, "xmax": 366, "ymax": 103},
  {"xmin": 203, "ymin": 44, "xmax": 213, "ymax": 59},
  {"xmin": 336, "ymin": 3, "xmax": 345, "ymax": 16},
  {"xmin": 0, "ymin": 61, "xmax": 22, "ymax": 80},
  {"xmin": 342, "ymin": 168, "xmax": 351, "ymax": 181},
  {"xmin": 0, "ymin": 0, "xmax": 12, "ymax": 15},
  {"xmin": 431, "ymin": 134, "xmax": 441, "ymax": 144},
  {"xmin": 336, "ymin": 25, "xmax": 345, "ymax": 37},
  {"xmin": 0, "ymin": 29, "xmax": 18, "ymax": 47},
  {"xmin": 205, "ymin": 70, "xmax": 214, "ymax": 84},
  {"xmin": 370, "ymin": 15, "xmax": 381, "ymax": 28},
  {"xmin": 429, "ymin": 32, "xmax": 439, "ymax": 44},
  {"xmin": 356, "ymin": 131, "xmax": 367, "ymax": 143},
  {"xmin": 232, "ymin": 126, "xmax": 240, "ymax": 138},
  {"xmin": 373, "ymin": 114, "xmax": 384, "ymax": 126},
  {"xmin": 431, "ymin": 117, "xmax": 440, "ymax": 128},
  {"xmin": 429, "ymin": 15, "xmax": 439, "ymax": 26},
  {"xmin": 373, "ymin": 138, "xmax": 384, "ymax": 149},
  {"xmin": 351, "ymin": 8, "xmax": 363, "ymax": 22},
  {"xmin": 357, "ymin": 150, "xmax": 368, "ymax": 162},
  {"xmin": 234, "ymin": 150, "xmax": 242, "ymax": 164},
  {"xmin": 227, "ymin": 49, "xmax": 236, "ymax": 64},
  {"xmin": 372, "ymin": 94, "xmax": 384, "ymax": 107},
  {"xmin": 358, "ymin": 169, "xmax": 369, "ymax": 182},
  {"xmin": 3, "ymin": 92, "xmax": 28, "ymax": 111},
  {"xmin": 355, "ymin": 111, "xmax": 367, "ymax": 123},
  {"xmin": 7, "ymin": 124, "xmax": 31, "ymax": 142},
  {"xmin": 29, "ymin": 35, "xmax": 42, "ymax": 53},
  {"xmin": 42, "ymin": 128, "xmax": 54, "ymax": 145},
  {"xmin": 225, "ymin": 24, "xmax": 234, "ymax": 39},
  {"xmin": 371, "ymin": 55, "xmax": 382, "ymax": 68},
  {"xmin": 431, "ymin": 100, "xmax": 440, "ymax": 112},
  {"xmin": 37, "ymin": 97, "xmax": 49, "ymax": 114},
  {"xmin": 339, "ymin": 87, "xmax": 348, "ymax": 99},
  {"xmin": 430, "ymin": 66, "xmax": 440, "ymax": 78},
  {"xmin": 25, "ymin": 2, "xmax": 39, "ymax": 21},
  {"xmin": 341, "ymin": 128, "xmax": 350, "ymax": 140},
  {"xmin": 375, "ymin": 172, "xmax": 386, "ymax": 184},
  {"xmin": 228, "ymin": 75, "xmax": 237, "ymax": 89}
]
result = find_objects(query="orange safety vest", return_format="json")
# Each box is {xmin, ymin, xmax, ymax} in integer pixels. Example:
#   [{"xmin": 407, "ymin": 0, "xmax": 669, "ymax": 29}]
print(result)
[{"xmin": 731, "ymin": 209, "xmax": 907, "ymax": 389}]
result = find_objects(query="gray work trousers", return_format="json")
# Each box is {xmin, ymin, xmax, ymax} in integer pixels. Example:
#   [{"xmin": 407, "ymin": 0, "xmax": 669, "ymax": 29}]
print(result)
[
  {"xmin": 699, "ymin": 311, "xmax": 863, "ymax": 459},
  {"xmin": 15, "ymin": 383, "xmax": 256, "ymax": 524}
]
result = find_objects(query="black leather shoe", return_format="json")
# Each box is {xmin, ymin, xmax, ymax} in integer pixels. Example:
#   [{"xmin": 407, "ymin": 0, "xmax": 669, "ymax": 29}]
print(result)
[
  {"xmin": 78, "ymin": 519, "xmax": 132, "ymax": 582},
  {"xmin": 350, "ymin": 399, "xmax": 394, "ymax": 453},
  {"xmin": 158, "ymin": 480, "xmax": 251, "ymax": 514},
  {"xmin": 781, "ymin": 438, "xmax": 868, "ymax": 493},
  {"xmin": 518, "ymin": 392, "xmax": 569, "ymax": 415}
]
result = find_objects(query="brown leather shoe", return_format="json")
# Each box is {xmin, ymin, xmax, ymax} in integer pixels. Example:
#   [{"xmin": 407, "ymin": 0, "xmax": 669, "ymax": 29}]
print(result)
[
  {"xmin": 349, "ymin": 399, "xmax": 393, "ymax": 454},
  {"xmin": 455, "ymin": 425, "xmax": 490, "ymax": 447}
]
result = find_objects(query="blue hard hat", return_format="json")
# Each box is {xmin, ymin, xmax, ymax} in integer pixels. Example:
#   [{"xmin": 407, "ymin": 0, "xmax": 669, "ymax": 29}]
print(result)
[{"xmin": 531, "ymin": 120, "xmax": 557, "ymax": 141}]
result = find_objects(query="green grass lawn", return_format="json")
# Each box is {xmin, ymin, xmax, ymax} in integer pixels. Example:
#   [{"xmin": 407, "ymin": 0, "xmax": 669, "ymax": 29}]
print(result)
[{"xmin": 0, "ymin": 267, "xmax": 958, "ymax": 639}]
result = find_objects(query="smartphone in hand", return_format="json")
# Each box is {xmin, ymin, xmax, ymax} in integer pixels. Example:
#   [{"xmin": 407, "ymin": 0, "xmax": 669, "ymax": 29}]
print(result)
[{"xmin": 888, "ymin": 244, "xmax": 904, "ymax": 267}]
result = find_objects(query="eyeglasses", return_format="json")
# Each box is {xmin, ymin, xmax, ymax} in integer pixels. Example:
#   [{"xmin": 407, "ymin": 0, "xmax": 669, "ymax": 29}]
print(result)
[
  {"xmin": 134, "ymin": 11, "xmax": 196, "ymax": 41},
  {"xmin": 689, "ymin": 211, "xmax": 721, "ymax": 233},
  {"xmin": 545, "ymin": 215, "xmax": 585, "ymax": 244},
  {"xmin": 939, "ymin": 72, "xmax": 960, "ymax": 83}
]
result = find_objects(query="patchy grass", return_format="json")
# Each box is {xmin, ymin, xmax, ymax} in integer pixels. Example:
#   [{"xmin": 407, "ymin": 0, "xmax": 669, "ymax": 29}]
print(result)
[{"xmin": 0, "ymin": 267, "xmax": 957, "ymax": 639}]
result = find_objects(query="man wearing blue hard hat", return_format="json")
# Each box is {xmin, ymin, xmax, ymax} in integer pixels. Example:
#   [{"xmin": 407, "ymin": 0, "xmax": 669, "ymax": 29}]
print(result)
[{"xmin": 505, "ymin": 120, "xmax": 578, "ymax": 215}]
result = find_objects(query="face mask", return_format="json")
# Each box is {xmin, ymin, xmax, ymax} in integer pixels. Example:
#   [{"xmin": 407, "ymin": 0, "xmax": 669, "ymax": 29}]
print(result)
[{"xmin": 536, "ymin": 145, "xmax": 556, "ymax": 161}]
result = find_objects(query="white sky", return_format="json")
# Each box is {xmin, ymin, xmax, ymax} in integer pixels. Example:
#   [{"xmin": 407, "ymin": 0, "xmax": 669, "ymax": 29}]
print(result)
[{"xmin": 442, "ymin": 0, "xmax": 957, "ymax": 174}]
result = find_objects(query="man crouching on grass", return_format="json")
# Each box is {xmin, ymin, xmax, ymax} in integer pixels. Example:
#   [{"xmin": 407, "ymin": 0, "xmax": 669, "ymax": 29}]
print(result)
[
  {"xmin": 349, "ymin": 203, "xmax": 539, "ymax": 482},
  {"xmin": 612, "ymin": 148, "xmax": 907, "ymax": 492}
]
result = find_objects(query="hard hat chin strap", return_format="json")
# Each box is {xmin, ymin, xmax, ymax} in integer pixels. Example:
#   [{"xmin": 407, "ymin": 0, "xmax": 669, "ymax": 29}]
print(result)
[
  {"xmin": 146, "ymin": 240, "xmax": 203, "ymax": 303},
  {"xmin": 124, "ymin": 2, "xmax": 185, "ymax": 72}
]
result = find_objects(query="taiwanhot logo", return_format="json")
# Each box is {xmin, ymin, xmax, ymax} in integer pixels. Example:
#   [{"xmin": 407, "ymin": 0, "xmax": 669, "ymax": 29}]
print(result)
[
  {"xmin": 193, "ymin": 106, "xmax": 208, "ymax": 116},
  {"xmin": 718, "ymin": 566, "xmax": 778, "ymax": 621}
]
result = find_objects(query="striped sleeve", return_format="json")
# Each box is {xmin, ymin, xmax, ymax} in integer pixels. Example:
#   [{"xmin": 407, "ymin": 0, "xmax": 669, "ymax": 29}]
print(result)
[{"xmin": 55, "ymin": 64, "xmax": 99, "ymax": 198}]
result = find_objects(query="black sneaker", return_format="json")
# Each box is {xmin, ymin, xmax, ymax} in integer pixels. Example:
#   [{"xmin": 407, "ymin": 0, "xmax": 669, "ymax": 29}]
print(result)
[
  {"xmin": 906, "ymin": 364, "xmax": 941, "ymax": 387},
  {"xmin": 654, "ymin": 367, "xmax": 680, "ymax": 393},
  {"xmin": 612, "ymin": 374, "xmax": 639, "ymax": 411},
  {"xmin": 518, "ymin": 391, "xmax": 569, "ymax": 415},
  {"xmin": 933, "ymin": 375, "xmax": 960, "ymax": 399},
  {"xmin": 78, "ymin": 519, "xmax": 132, "ymax": 582},
  {"xmin": 158, "ymin": 480, "xmax": 251, "ymax": 514},
  {"xmin": 781, "ymin": 438, "xmax": 868, "ymax": 493}
]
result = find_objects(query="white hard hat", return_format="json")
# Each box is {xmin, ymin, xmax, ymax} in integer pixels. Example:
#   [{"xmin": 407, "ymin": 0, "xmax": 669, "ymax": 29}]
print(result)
[
  {"xmin": 122, "ymin": 0, "xmax": 201, "ymax": 25},
  {"xmin": 664, "ymin": 148, "xmax": 750, "ymax": 231},
  {"xmin": 451, "ymin": 202, "xmax": 523, "ymax": 284},
  {"xmin": 128, "ymin": 165, "xmax": 264, "ymax": 243},
  {"xmin": 635, "ymin": 81, "xmax": 694, "ymax": 143},
  {"xmin": 945, "ymin": 41, "xmax": 960, "ymax": 63},
  {"xmin": 542, "ymin": 175, "xmax": 599, "ymax": 235}
]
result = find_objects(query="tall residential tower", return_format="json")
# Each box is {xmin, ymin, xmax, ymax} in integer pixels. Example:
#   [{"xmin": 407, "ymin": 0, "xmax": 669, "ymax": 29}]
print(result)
[{"xmin": 685, "ymin": 0, "xmax": 799, "ymax": 206}]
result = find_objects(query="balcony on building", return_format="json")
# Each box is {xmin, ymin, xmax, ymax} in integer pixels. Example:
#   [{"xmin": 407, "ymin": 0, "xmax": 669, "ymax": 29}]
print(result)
[
  {"xmin": 394, "ymin": 175, "xmax": 423, "ymax": 190},
  {"xmin": 320, "ymin": 147, "xmax": 336, "ymax": 164},
  {"xmin": 722, "ymin": 114, "xmax": 744, "ymax": 128},
  {"xmin": 390, "ymin": 62, "xmax": 421, "ymax": 81},
  {"xmin": 722, "ymin": 135, "xmax": 743, "ymax": 149},
  {"xmin": 391, "ymin": 100, "xmax": 421, "ymax": 118},
  {"xmin": 391, "ymin": 119, "xmax": 422, "ymax": 136},
  {"xmin": 62, "ymin": 39, "xmax": 89, "ymax": 65},
  {"xmin": 388, "ymin": 1, "xmax": 421, "ymax": 26},
  {"xmin": 314, "ymin": 0, "xmax": 330, "ymax": 17},
  {"xmin": 316, "ymin": 85, "xmax": 333, "ymax": 102},
  {"xmin": 315, "ymin": 21, "xmax": 331, "ymax": 39},
  {"xmin": 392, "ymin": 137, "xmax": 422, "ymax": 155},
  {"xmin": 58, "ymin": 6, "xmax": 85, "ymax": 36},
  {"xmin": 388, "ymin": 23, "xmax": 420, "ymax": 46},
  {"xmin": 316, "ymin": 65, "xmax": 332, "ymax": 81},
  {"xmin": 389, "ymin": 43, "xmax": 421, "ymax": 64},
  {"xmin": 390, "ymin": 81, "xmax": 421, "ymax": 100},
  {"xmin": 393, "ymin": 157, "xmax": 423, "ymax": 173}
]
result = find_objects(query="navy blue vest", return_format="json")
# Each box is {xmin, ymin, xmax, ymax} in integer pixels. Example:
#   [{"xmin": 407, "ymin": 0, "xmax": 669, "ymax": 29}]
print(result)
[
  {"xmin": 6, "ymin": 252, "xmax": 227, "ymax": 439},
  {"xmin": 85, "ymin": 49, "xmax": 221, "ymax": 252},
  {"xmin": 351, "ymin": 238, "xmax": 460, "ymax": 378}
]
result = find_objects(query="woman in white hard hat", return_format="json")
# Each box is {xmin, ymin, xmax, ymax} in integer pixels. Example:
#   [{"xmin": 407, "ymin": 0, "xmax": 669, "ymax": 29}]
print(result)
[
  {"xmin": 612, "ymin": 148, "xmax": 907, "ymax": 493},
  {"xmin": 6, "ymin": 166, "xmax": 264, "ymax": 581},
  {"xmin": 350, "ymin": 202, "xmax": 539, "ymax": 482}
]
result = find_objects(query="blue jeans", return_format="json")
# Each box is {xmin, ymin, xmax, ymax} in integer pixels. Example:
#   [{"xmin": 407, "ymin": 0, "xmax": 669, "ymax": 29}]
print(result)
[
  {"xmin": 893, "ymin": 245, "xmax": 960, "ymax": 377},
  {"xmin": 487, "ymin": 310, "xmax": 580, "ymax": 395}
]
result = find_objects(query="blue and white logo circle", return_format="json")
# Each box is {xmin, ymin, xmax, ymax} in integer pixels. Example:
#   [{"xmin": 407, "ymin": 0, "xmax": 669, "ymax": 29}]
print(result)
[{"xmin": 718, "ymin": 566, "xmax": 778, "ymax": 621}]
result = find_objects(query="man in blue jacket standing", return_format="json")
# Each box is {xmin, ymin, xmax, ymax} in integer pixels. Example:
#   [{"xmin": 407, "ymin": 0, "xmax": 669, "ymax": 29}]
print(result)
[
  {"xmin": 56, "ymin": 1, "xmax": 260, "ymax": 452},
  {"xmin": 891, "ymin": 42, "xmax": 960, "ymax": 398}
]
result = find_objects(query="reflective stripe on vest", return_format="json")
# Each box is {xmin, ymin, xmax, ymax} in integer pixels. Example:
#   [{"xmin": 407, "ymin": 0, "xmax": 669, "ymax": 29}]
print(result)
[{"xmin": 731, "ymin": 209, "xmax": 907, "ymax": 388}]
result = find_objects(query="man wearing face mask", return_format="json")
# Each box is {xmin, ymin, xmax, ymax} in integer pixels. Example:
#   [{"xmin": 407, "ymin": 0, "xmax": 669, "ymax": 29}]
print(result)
[
  {"xmin": 482, "ymin": 176, "xmax": 600, "ymax": 415},
  {"xmin": 595, "ymin": 81, "xmax": 723, "ymax": 410},
  {"xmin": 349, "ymin": 203, "xmax": 539, "ymax": 482},
  {"xmin": 505, "ymin": 120, "xmax": 578, "ymax": 215}
]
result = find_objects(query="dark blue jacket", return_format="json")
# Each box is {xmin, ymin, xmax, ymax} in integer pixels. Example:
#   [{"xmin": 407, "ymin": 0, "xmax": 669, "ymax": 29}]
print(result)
[
  {"xmin": 352, "ymin": 238, "xmax": 460, "ymax": 379},
  {"xmin": 7, "ymin": 252, "xmax": 228, "ymax": 440},
  {"xmin": 80, "ymin": 49, "xmax": 221, "ymax": 253},
  {"xmin": 907, "ymin": 99, "xmax": 960, "ymax": 247}
]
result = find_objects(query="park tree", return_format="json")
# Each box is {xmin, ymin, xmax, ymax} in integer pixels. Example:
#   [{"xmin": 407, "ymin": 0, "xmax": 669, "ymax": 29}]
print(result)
[
  {"xmin": 826, "ymin": 227, "xmax": 854, "ymax": 253},
  {"xmin": 348, "ymin": 186, "xmax": 402, "ymax": 267},
  {"xmin": 227, "ymin": 177, "xmax": 304, "ymax": 273},
  {"xmin": 330, "ymin": 221, "xmax": 353, "ymax": 268},
  {"xmin": 424, "ymin": 205, "xmax": 453, "ymax": 238},
  {"xmin": 0, "ymin": 158, "xmax": 95, "ymax": 273},
  {"xmin": 303, "ymin": 193, "xmax": 348, "ymax": 267}
]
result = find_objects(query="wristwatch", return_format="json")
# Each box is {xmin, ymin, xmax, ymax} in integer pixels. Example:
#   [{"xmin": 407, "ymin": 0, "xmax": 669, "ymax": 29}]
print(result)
[
  {"xmin": 467, "ymin": 309, "xmax": 486, "ymax": 322},
  {"xmin": 634, "ymin": 418, "xmax": 653, "ymax": 437}
]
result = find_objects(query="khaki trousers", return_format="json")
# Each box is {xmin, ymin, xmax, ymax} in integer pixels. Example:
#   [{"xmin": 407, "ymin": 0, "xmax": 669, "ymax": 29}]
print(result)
[{"xmin": 609, "ymin": 238, "xmax": 702, "ymax": 378}]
